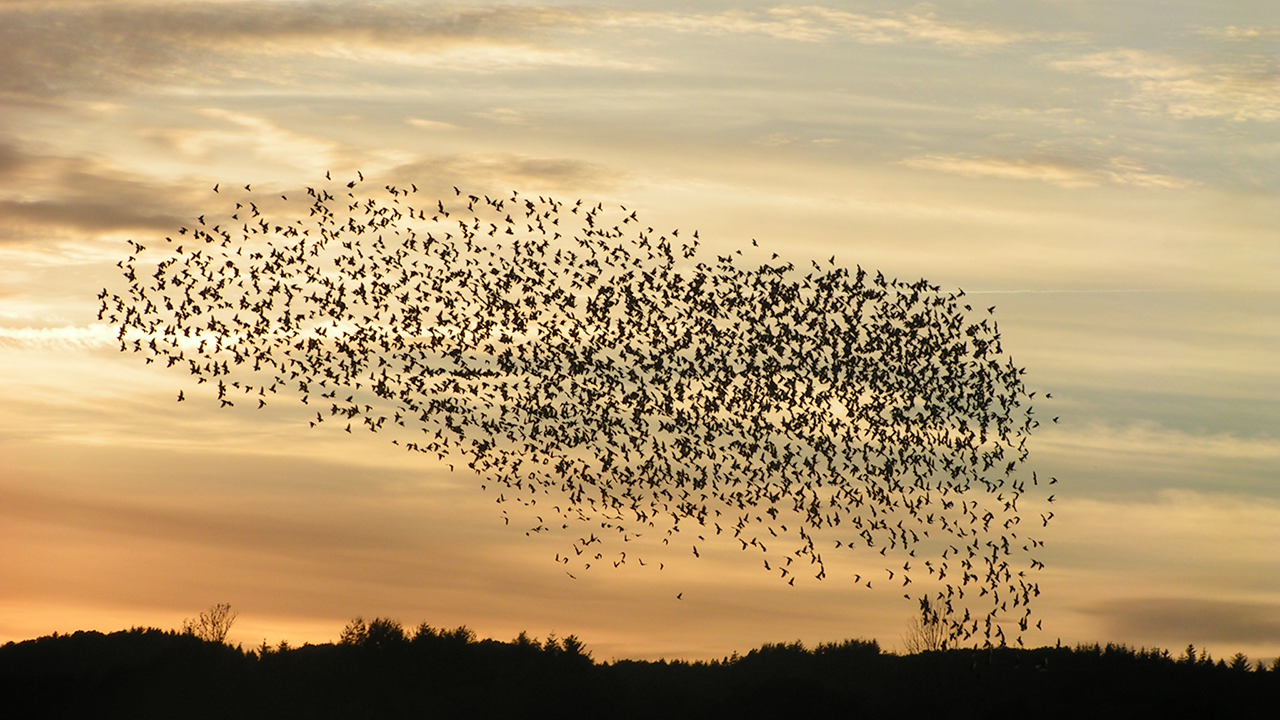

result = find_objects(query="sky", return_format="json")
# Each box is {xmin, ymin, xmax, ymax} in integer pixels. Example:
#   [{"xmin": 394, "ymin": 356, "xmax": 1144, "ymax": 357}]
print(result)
[{"xmin": 1, "ymin": 0, "xmax": 1278, "ymax": 662}]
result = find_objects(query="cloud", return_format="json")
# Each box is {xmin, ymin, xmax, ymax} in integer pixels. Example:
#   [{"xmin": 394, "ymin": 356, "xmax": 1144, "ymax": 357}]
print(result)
[
  {"xmin": 603, "ymin": 6, "xmax": 1055, "ymax": 48},
  {"xmin": 1051, "ymin": 490, "xmax": 1280, "ymax": 580},
  {"xmin": 0, "ymin": 2, "xmax": 619, "ymax": 98},
  {"xmin": 472, "ymin": 108, "xmax": 526, "ymax": 125},
  {"xmin": 0, "ymin": 141, "xmax": 29, "ymax": 174},
  {"xmin": 145, "ymin": 108, "xmax": 342, "ymax": 174},
  {"xmin": 901, "ymin": 153, "xmax": 1193, "ymax": 189},
  {"xmin": 1083, "ymin": 598, "xmax": 1280, "ymax": 645},
  {"xmin": 0, "ymin": 134, "xmax": 626, "ymax": 244},
  {"xmin": 313, "ymin": 43, "xmax": 650, "ymax": 73},
  {"xmin": 752, "ymin": 133, "xmax": 795, "ymax": 147},
  {"xmin": 1199, "ymin": 26, "xmax": 1280, "ymax": 41},
  {"xmin": 0, "ymin": 141, "xmax": 188, "ymax": 240},
  {"xmin": 407, "ymin": 118, "xmax": 459, "ymax": 131},
  {"xmin": 0, "ymin": 199, "xmax": 178, "ymax": 234},
  {"xmin": 384, "ymin": 153, "xmax": 627, "ymax": 195},
  {"xmin": 1039, "ymin": 491, "xmax": 1280, "ymax": 654},
  {"xmin": 0, "ymin": 3, "xmax": 1063, "ymax": 100},
  {"xmin": 0, "ymin": 477, "xmax": 401, "ymax": 560},
  {"xmin": 1051, "ymin": 49, "xmax": 1280, "ymax": 122},
  {"xmin": 901, "ymin": 153, "xmax": 1096, "ymax": 187},
  {"xmin": 0, "ymin": 324, "xmax": 115, "ymax": 349},
  {"xmin": 1041, "ymin": 423, "xmax": 1280, "ymax": 471},
  {"xmin": 1101, "ymin": 157, "xmax": 1194, "ymax": 189}
]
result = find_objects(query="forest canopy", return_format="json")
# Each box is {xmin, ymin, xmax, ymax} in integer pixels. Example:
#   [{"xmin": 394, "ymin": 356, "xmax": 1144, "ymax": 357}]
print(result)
[{"xmin": 2, "ymin": 624, "xmax": 1276, "ymax": 719}]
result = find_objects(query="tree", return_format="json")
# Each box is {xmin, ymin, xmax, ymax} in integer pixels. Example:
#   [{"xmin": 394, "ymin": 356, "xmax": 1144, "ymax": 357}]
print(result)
[
  {"xmin": 181, "ymin": 602, "xmax": 237, "ymax": 643},
  {"xmin": 340, "ymin": 616, "xmax": 407, "ymax": 647},
  {"xmin": 901, "ymin": 597, "xmax": 947, "ymax": 654},
  {"xmin": 340, "ymin": 616, "xmax": 368, "ymax": 645}
]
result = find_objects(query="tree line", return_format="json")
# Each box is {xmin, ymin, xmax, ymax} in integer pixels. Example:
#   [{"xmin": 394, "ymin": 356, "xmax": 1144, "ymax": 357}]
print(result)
[{"xmin": 2, "ymin": 618, "xmax": 1277, "ymax": 719}]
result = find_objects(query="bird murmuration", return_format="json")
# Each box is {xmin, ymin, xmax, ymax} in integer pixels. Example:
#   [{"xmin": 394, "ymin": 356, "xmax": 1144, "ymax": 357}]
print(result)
[{"xmin": 103, "ymin": 175, "xmax": 1054, "ymax": 647}]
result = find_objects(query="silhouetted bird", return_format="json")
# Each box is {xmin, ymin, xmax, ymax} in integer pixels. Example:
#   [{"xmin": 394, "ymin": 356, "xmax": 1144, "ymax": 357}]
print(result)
[{"xmin": 104, "ymin": 172, "xmax": 1053, "ymax": 648}]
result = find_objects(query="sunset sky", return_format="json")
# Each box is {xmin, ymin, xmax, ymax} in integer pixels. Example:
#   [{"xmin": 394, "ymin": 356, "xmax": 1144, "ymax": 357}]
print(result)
[{"xmin": 2, "ymin": 0, "xmax": 1278, "ymax": 662}]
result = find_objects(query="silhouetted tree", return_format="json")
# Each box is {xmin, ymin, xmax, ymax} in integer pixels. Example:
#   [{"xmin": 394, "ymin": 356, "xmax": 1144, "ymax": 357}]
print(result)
[
  {"xmin": 339, "ymin": 616, "xmax": 367, "ymax": 645},
  {"xmin": 3, "ymin": 623, "xmax": 1279, "ymax": 719},
  {"xmin": 181, "ymin": 603, "xmax": 237, "ymax": 643},
  {"xmin": 340, "ymin": 617, "xmax": 408, "ymax": 649},
  {"xmin": 901, "ymin": 597, "xmax": 947, "ymax": 653}
]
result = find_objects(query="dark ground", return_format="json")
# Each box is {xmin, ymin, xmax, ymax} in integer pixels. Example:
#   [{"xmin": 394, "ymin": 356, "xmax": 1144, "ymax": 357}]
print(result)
[{"xmin": 3, "ymin": 622, "xmax": 1277, "ymax": 719}]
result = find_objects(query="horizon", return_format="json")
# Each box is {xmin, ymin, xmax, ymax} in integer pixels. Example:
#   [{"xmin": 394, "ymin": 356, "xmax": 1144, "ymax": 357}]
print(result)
[{"xmin": 9, "ymin": 609, "xmax": 1275, "ymax": 669}]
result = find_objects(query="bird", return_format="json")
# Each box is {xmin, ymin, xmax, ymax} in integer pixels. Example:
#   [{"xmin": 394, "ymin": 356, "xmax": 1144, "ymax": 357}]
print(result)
[{"xmin": 104, "ymin": 170, "xmax": 1054, "ymax": 649}]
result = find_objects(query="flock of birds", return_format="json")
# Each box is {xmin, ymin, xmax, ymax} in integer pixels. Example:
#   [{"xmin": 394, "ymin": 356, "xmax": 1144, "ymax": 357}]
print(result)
[{"xmin": 103, "ymin": 174, "xmax": 1054, "ymax": 647}]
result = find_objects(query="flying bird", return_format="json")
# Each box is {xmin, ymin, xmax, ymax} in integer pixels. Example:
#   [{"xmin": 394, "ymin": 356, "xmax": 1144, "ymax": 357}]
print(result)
[{"xmin": 104, "ymin": 173, "xmax": 1053, "ymax": 648}]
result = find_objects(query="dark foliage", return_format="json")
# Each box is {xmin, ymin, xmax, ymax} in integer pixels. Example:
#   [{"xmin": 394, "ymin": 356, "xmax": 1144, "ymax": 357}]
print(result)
[{"xmin": 3, "ymin": 627, "xmax": 1276, "ymax": 719}]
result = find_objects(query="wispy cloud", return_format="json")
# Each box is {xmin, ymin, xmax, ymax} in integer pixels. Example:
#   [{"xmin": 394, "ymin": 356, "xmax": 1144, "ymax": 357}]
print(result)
[
  {"xmin": 752, "ymin": 133, "xmax": 795, "ymax": 147},
  {"xmin": 0, "ymin": 2, "xmax": 644, "ymax": 98},
  {"xmin": 1198, "ymin": 25, "xmax": 1280, "ymax": 41},
  {"xmin": 145, "ymin": 108, "xmax": 342, "ymax": 174},
  {"xmin": 472, "ymin": 108, "xmax": 526, "ymax": 126},
  {"xmin": 0, "ymin": 141, "xmax": 187, "ymax": 240},
  {"xmin": 1051, "ymin": 49, "xmax": 1280, "ymax": 122},
  {"xmin": 901, "ymin": 153, "xmax": 1193, "ymax": 189},
  {"xmin": 1051, "ymin": 491, "xmax": 1280, "ymax": 648},
  {"xmin": 1083, "ymin": 597, "xmax": 1280, "ymax": 645},
  {"xmin": 406, "ymin": 118, "xmax": 458, "ymax": 131},
  {"xmin": 0, "ymin": 3, "xmax": 1064, "ymax": 100},
  {"xmin": 0, "ymin": 324, "xmax": 114, "ymax": 349},
  {"xmin": 603, "ymin": 6, "xmax": 1057, "ymax": 48},
  {"xmin": 901, "ymin": 153, "xmax": 1096, "ymax": 187},
  {"xmin": 0, "ymin": 198, "xmax": 178, "ymax": 236},
  {"xmin": 385, "ymin": 153, "xmax": 627, "ymax": 194},
  {"xmin": 1042, "ymin": 422, "xmax": 1280, "ymax": 464},
  {"xmin": 1101, "ymin": 157, "xmax": 1194, "ymax": 189}
]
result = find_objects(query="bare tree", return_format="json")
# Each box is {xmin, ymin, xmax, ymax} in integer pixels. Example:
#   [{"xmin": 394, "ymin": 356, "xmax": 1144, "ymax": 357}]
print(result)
[
  {"xmin": 901, "ymin": 597, "xmax": 948, "ymax": 654},
  {"xmin": 182, "ymin": 602, "xmax": 238, "ymax": 643}
]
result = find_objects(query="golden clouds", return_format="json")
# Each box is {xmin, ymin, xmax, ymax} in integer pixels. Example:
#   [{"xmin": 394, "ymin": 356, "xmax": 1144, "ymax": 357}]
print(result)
[
  {"xmin": 384, "ymin": 153, "xmax": 627, "ymax": 193},
  {"xmin": 900, "ymin": 153, "xmax": 1193, "ymax": 189},
  {"xmin": 1051, "ymin": 48, "xmax": 1280, "ymax": 122},
  {"xmin": 0, "ymin": 142, "xmax": 187, "ymax": 241},
  {"xmin": 599, "ymin": 6, "xmax": 1058, "ymax": 47},
  {"xmin": 1084, "ymin": 598, "xmax": 1280, "ymax": 646},
  {"xmin": 901, "ymin": 154, "xmax": 1098, "ymax": 187},
  {"xmin": 0, "ymin": 2, "xmax": 1074, "ymax": 102},
  {"xmin": 0, "ymin": 323, "xmax": 114, "ymax": 348},
  {"xmin": 0, "ymin": 2, "xmax": 628, "ymax": 98},
  {"xmin": 1051, "ymin": 491, "xmax": 1280, "ymax": 654}
]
